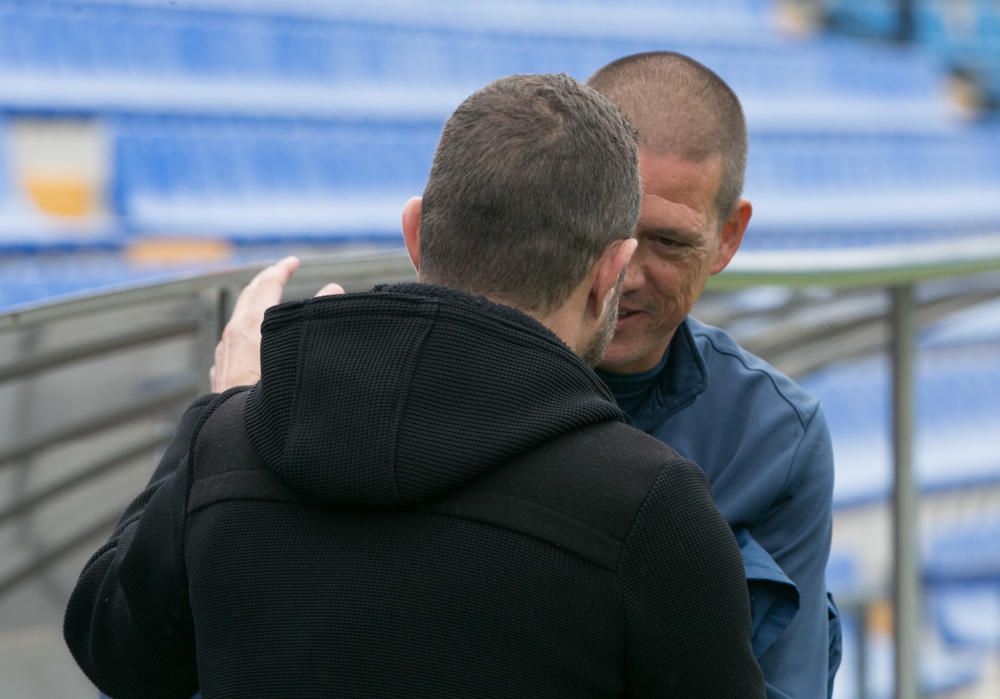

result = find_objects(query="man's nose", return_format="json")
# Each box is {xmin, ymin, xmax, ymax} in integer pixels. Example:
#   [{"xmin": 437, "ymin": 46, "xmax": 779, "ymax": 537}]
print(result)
[{"xmin": 621, "ymin": 251, "xmax": 645, "ymax": 293}]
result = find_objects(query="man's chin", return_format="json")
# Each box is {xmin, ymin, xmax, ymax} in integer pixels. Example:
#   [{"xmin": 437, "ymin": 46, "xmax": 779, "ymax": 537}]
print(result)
[
  {"xmin": 598, "ymin": 335, "xmax": 672, "ymax": 374},
  {"xmin": 596, "ymin": 344, "xmax": 636, "ymax": 374}
]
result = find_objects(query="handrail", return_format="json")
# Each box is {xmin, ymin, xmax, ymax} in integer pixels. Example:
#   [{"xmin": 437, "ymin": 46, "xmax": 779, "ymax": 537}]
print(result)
[
  {"xmin": 747, "ymin": 285, "xmax": 1000, "ymax": 379},
  {"xmin": 0, "ymin": 434, "xmax": 170, "ymax": 528},
  {"xmin": 0, "ymin": 249, "xmax": 416, "ymax": 332},
  {"xmin": 714, "ymin": 232, "xmax": 1000, "ymax": 288},
  {"xmin": 0, "ymin": 319, "xmax": 200, "ymax": 384},
  {"xmin": 0, "ymin": 510, "xmax": 125, "ymax": 599},
  {"xmin": 0, "ymin": 250, "xmax": 420, "ymax": 609},
  {"xmin": 6, "ymin": 234, "xmax": 1000, "ymax": 332},
  {"xmin": 0, "ymin": 382, "xmax": 197, "ymax": 470}
]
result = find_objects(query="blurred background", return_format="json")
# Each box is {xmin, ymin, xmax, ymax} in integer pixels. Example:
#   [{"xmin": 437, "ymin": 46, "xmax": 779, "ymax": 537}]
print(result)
[{"xmin": 1, "ymin": 0, "xmax": 999, "ymax": 697}]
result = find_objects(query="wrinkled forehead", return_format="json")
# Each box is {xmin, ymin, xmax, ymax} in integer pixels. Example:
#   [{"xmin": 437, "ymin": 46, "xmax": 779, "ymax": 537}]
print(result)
[
  {"xmin": 638, "ymin": 191, "xmax": 706, "ymax": 235},
  {"xmin": 637, "ymin": 150, "xmax": 723, "ymax": 230}
]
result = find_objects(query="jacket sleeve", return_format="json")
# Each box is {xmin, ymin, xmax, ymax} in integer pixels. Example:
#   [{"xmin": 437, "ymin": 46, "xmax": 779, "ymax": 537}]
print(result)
[
  {"xmin": 619, "ymin": 457, "xmax": 765, "ymax": 698},
  {"xmin": 63, "ymin": 394, "xmax": 215, "ymax": 699},
  {"xmin": 757, "ymin": 403, "xmax": 837, "ymax": 699}
]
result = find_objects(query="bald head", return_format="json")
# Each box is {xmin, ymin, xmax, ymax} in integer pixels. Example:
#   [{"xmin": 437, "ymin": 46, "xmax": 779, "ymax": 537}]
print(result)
[{"xmin": 588, "ymin": 51, "xmax": 748, "ymax": 222}]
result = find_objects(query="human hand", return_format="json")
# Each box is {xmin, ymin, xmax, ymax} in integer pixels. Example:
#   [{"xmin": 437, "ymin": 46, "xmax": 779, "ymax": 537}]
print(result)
[{"xmin": 208, "ymin": 256, "xmax": 344, "ymax": 392}]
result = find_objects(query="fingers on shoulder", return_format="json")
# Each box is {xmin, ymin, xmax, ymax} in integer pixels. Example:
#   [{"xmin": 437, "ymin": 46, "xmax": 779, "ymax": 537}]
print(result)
[{"xmin": 314, "ymin": 283, "xmax": 345, "ymax": 297}]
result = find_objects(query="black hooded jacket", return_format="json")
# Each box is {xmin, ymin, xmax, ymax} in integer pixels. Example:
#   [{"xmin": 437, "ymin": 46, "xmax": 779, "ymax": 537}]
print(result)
[{"xmin": 65, "ymin": 283, "xmax": 764, "ymax": 698}]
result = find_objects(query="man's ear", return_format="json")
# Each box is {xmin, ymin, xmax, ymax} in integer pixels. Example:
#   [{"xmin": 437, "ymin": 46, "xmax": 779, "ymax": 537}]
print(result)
[
  {"xmin": 590, "ymin": 238, "xmax": 638, "ymax": 318},
  {"xmin": 711, "ymin": 197, "xmax": 752, "ymax": 275},
  {"xmin": 401, "ymin": 196, "xmax": 422, "ymax": 272}
]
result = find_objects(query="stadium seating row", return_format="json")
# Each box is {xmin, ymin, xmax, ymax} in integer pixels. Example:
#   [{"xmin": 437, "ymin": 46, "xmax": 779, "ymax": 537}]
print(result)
[
  {"xmin": 0, "ymin": 0, "xmax": 946, "ymax": 126},
  {"xmin": 0, "ymin": 0, "xmax": 771, "ymax": 67},
  {"xmin": 112, "ymin": 117, "xmax": 437, "ymax": 199},
  {"xmin": 5, "ymin": 113, "xmax": 999, "ymax": 248},
  {"xmin": 0, "ymin": 1, "xmax": 993, "ymax": 256},
  {"xmin": 108, "ymin": 119, "xmax": 1000, "ymax": 242}
]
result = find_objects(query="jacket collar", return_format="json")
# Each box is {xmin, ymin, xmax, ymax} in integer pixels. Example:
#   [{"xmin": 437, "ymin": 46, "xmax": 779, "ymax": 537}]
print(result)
[{"xmin": 627, "ymin": 318, "xmax": 709, "ymax": 431}]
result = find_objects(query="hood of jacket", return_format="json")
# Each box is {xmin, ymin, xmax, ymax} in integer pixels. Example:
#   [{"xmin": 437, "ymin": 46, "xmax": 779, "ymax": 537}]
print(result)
[{"xmin": 243, "ymin": 283, "xmax": 624, "ymax": 508}]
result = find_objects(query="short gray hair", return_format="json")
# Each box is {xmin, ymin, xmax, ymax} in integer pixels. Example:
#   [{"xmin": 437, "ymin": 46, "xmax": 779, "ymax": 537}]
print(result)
[
  {"xmin": 420, "ymin": 73, "xmax": 641, "ymax": 313},
  {"xmin": 588, "ymin": 51, "xmax": 748, "ymax": 224}
]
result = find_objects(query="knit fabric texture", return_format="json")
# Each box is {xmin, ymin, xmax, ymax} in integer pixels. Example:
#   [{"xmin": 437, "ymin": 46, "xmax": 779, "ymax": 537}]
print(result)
[{"xmin": 65, "ymin": 283, "xmax": 764, "ymax": 698}]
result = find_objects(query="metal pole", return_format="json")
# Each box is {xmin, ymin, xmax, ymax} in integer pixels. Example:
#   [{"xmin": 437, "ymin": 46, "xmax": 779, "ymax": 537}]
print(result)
[
  {"xmin": 891, "ymin": 284, "xmax": 920, "ymax": 698},
  {"xmin": 857, "ymin": 602, "xmax": 870, "ymax": 699}
]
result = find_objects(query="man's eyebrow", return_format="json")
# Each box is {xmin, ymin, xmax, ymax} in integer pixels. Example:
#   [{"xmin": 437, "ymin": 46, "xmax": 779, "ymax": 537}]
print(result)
[{"xmin": 637, "ymin": 224, "xmax": 702, "ymax": 241}]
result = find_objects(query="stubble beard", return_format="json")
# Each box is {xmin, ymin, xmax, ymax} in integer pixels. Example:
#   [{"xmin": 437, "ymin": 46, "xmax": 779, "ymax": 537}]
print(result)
[{"xmin": 580, "ymin": 280, "xmax": 624, "ymax": 367}]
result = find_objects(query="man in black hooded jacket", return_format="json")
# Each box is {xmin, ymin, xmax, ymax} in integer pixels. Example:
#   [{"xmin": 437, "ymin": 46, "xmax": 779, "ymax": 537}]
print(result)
[{"xmin": 65, "ymin": 74, "xmax": 764, "ymax": 698}]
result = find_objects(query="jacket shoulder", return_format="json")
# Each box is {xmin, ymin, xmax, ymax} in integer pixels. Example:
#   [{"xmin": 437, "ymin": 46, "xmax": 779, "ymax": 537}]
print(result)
[
  {"xmin": 688, "ymin": 317, "xmax": 820, "ymax": 427},
  {"xmin": 191, "ymin": 389, "xmax": 254, "ymax": 476},
  {"xmin": 427, "ymin": 420, "xmax": 697, "ymax": 570},
  {"xmin": 188, "ymin": 388, "xmax": 301, "ymax": 514}
]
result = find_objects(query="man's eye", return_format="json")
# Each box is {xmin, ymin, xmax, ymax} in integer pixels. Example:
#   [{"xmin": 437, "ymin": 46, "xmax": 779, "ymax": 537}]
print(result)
[{"xmin": 656, "ymin": 236, "xmax": 680, "ymax": 247}]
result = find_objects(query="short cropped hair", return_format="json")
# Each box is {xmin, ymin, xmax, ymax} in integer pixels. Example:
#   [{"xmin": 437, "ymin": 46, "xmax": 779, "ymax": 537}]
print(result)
[
  {"xmin": 588, "ymin": 51, "xmax": 748, "ymax": 223},
  {"xmin": 420, "ymin": 73, "xmax": 641, "ymax": 314}
]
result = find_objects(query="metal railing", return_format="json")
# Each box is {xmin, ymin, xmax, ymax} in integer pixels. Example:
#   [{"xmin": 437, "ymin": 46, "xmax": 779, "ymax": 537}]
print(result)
[{"xmin": 0, "ymin": 250, "xmax": 417, "ymax": 600}]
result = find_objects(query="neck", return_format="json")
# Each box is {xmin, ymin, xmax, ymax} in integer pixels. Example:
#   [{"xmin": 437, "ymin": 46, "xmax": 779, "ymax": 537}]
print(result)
[
  {"xmin": 527, "ymin": 284, "xmax": 594, "ymax": 356},
  {"xmin": 416, "ymin": 273, "xmax": 589, "ymax": 354},
  {"xmin": 480, "ymin": 295, "xmax": 582, "ymax": 354}
]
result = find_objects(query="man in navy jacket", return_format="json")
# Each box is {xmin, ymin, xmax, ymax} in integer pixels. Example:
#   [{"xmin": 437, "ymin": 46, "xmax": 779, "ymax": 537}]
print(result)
[{"xmin": 587, "ymin": 52, "xmax": 839, "ymax": 699}]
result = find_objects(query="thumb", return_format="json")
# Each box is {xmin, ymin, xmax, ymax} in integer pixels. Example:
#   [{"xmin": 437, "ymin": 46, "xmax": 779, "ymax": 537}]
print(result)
[{"xmin": 314, "ymin": 283, "xmax": 346, "ymax": 297}]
